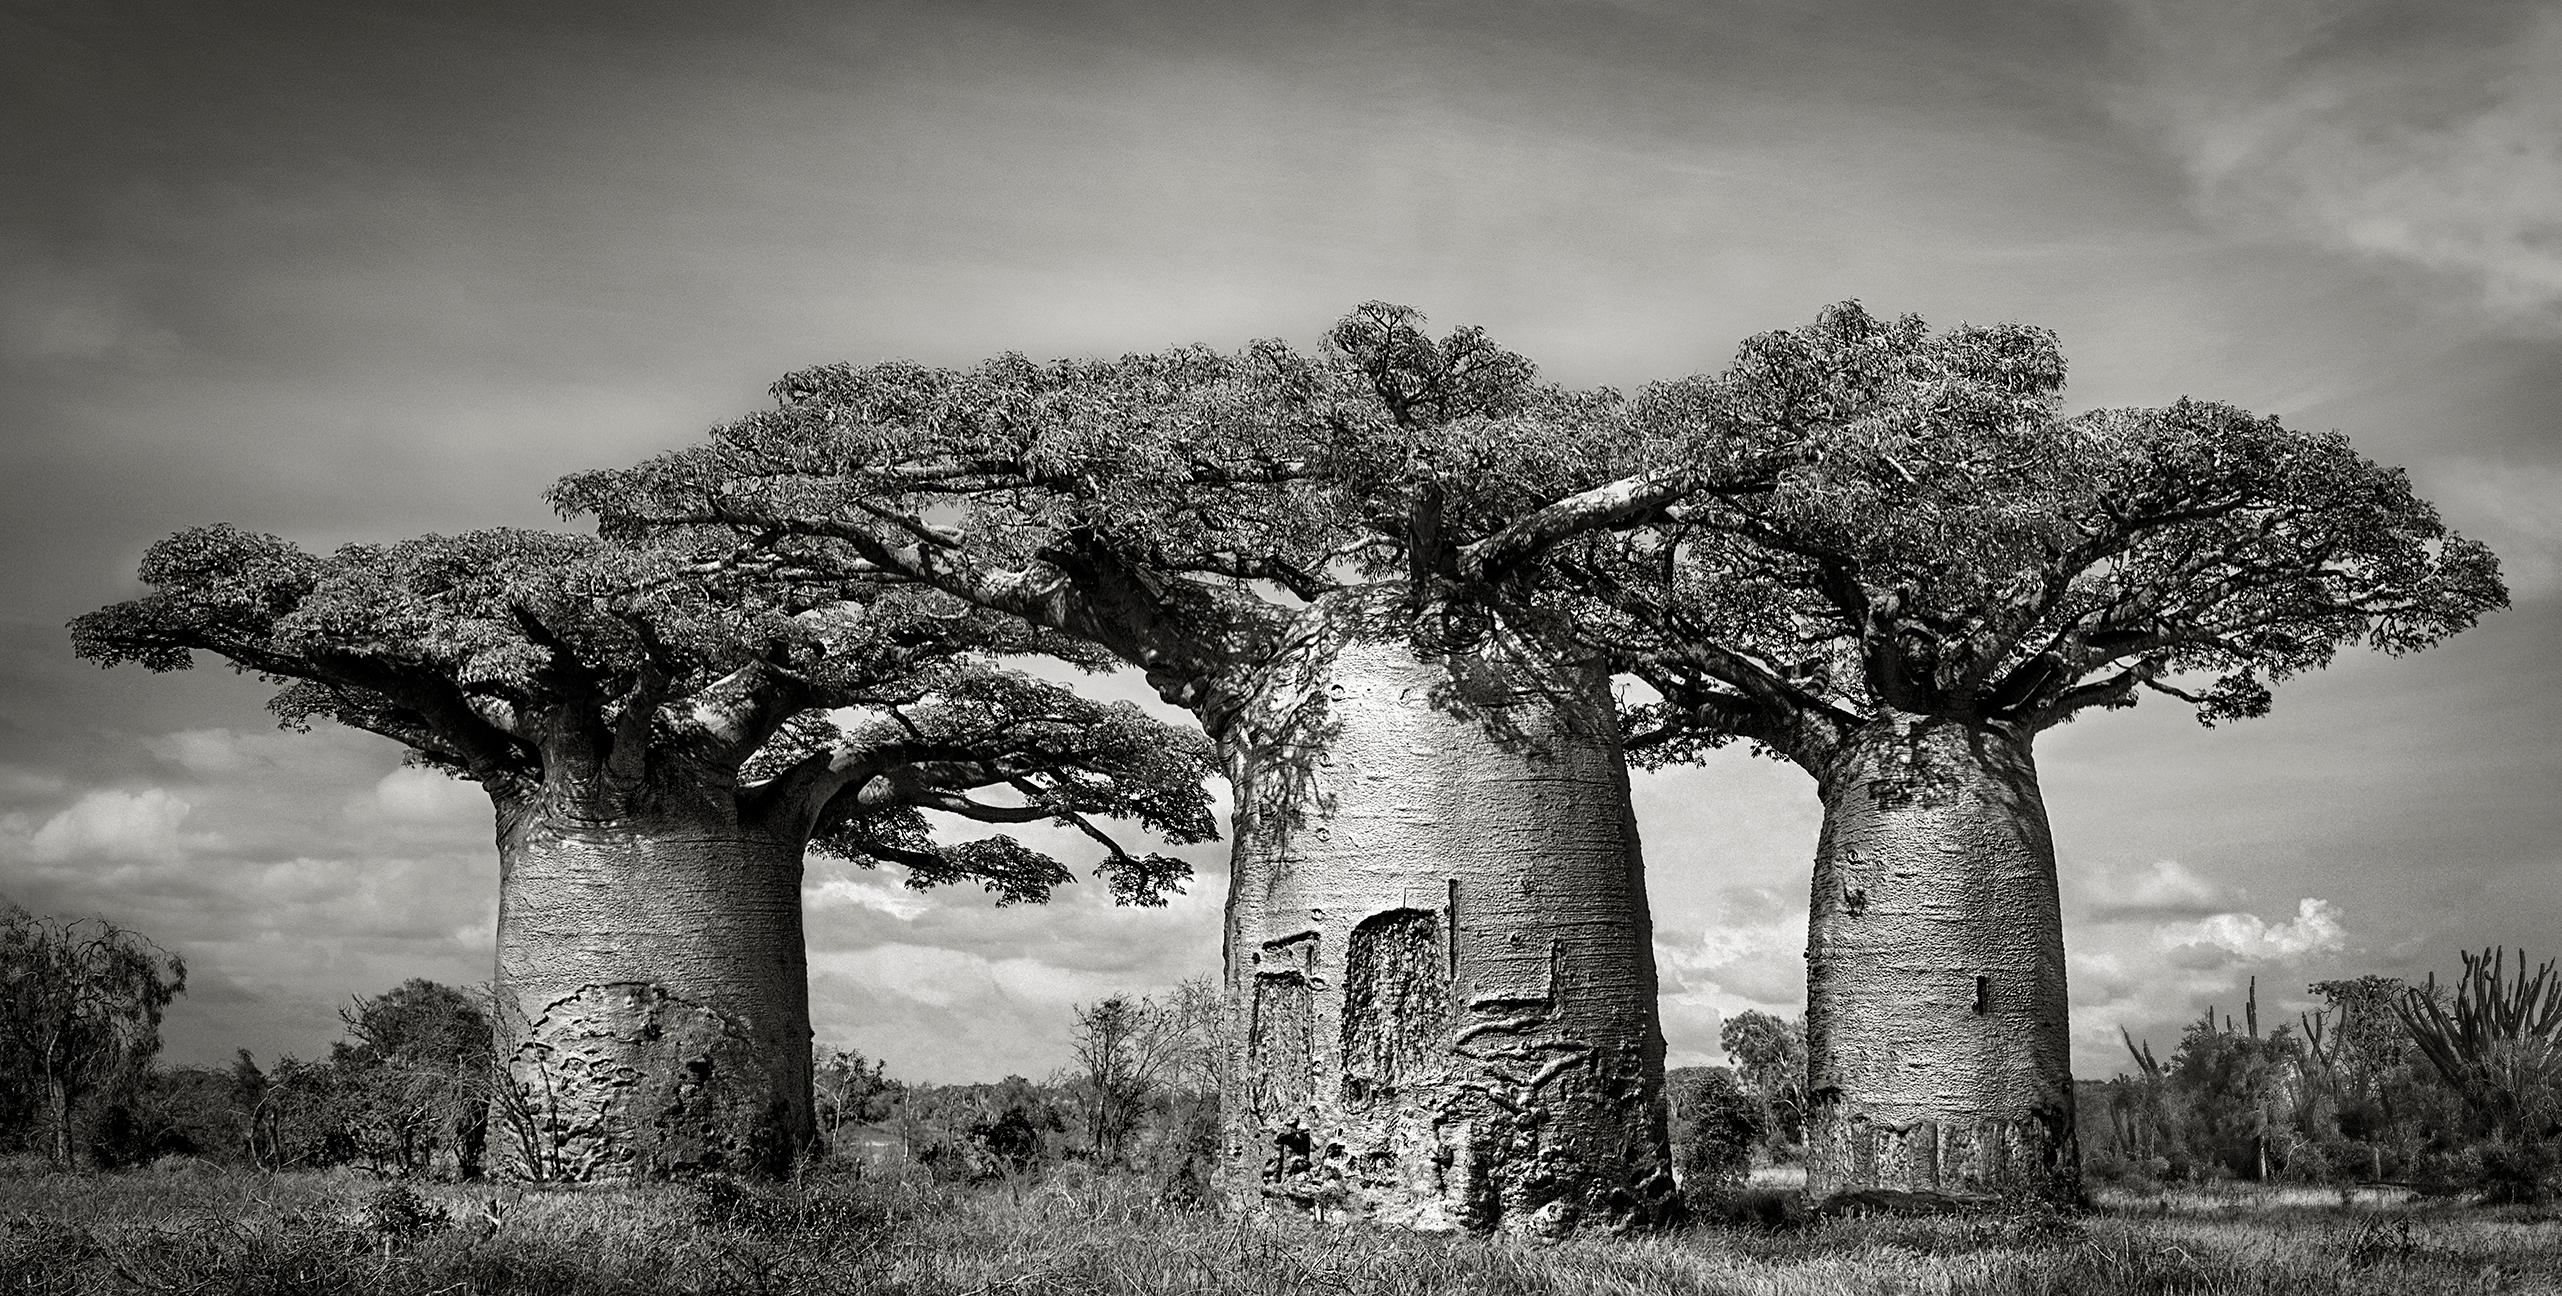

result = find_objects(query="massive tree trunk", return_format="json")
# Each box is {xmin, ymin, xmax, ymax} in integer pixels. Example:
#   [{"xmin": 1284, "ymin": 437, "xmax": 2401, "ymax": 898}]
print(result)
[
  {"xmin": 1802, "ymin": 711, "xmax": 2078, "ymax": 1204},
  {"xmin": 1215, "ymin": 589, "xmax": 1676, "ymax": 1235},
  {"xmin": 491, "ymin": 791, "xmax": 813, "ymax": 1181}
]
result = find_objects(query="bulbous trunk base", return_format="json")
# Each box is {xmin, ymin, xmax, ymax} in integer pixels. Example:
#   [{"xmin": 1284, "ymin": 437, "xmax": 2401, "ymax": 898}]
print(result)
[
  {"xmin": 1803, "ymin": 714, "xmax": 2079, "ymax": 1206},
  {"xmin": 493, "ymin": 817, "xmax": 812, "ymax": 1181},
  {"xmin": 1217, "ymin": 599, "xmax": 1677, "ymax": 1235}
]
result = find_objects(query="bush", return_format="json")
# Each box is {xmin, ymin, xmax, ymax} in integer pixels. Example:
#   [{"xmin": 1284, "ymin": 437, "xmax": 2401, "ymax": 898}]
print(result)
[
  {"xmin": 2462, "ymin": 1137, "xmax": 2560, "ymax": 1205},
  {"xmin": 1667, "ymin": 1066, "xmax": 1760, "ymax": 1208},
  {"xmin": 360, "ymin": 1182, "xmax": 452, "ymax": 1252}
]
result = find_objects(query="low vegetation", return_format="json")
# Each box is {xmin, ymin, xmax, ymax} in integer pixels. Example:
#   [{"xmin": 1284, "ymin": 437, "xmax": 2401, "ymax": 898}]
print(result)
[
  {"xmin": 3, "ymin": 1164, "xmax": 2558, "ymax": 1296},
  {"xmin": 9, "ymin": 896, "xmax": 2561, "ymax": 1292}
]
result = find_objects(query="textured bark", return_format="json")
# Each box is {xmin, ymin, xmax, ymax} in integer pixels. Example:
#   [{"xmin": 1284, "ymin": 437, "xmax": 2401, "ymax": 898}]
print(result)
[
  {"xmin": 1802, "ymin": 712, "xmax": 2078, "ymax": 1204},
  {"xmin": 492, "ymin": 803, "xmax": 812, "ymax": 1181},
  {"xmin": 1217, "ymin": 591, "xmax": 1676, "ymax": 1235}
]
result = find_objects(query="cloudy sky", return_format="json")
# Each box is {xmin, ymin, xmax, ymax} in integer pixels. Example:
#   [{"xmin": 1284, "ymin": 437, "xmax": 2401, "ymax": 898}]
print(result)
[{"xmin": 4, "ymin": 0, "xmax": 2557, "ymax": 1085}]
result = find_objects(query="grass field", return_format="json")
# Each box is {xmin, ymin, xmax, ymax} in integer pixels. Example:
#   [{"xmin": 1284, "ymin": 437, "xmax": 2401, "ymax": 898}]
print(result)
[{"xmin": 2, "ymin": 1162, "xmax": 2556, "ymax": 1295}]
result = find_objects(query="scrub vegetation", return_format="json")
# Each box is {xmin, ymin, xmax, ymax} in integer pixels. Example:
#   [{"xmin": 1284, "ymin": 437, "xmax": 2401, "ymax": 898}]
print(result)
[
  {"xmin": 3, "ymin": 1165, "xmax": 2559, "ymax": 1296},
  {"xmin": 5, "ymin": 930, "xmax": 2559, "ymax": 1293}
]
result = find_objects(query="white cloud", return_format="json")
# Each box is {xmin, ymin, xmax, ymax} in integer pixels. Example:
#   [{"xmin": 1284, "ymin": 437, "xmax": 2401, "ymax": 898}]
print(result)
[
  {"xmin": 23, "ymin": 787, "xmax": 197, "ymax": 863},
  {"xmin": 1652, "ymin": 885, "xmax": 1809, "ymax": 1066},
  {"xmin": 365, "ymin": 766, "xmax": 487, "ymax": 822},
  {"xmin": 2068, "ymin": 886, "xmax": 2359, "ymax": 1076},
  {"xmin": 805, "ymin": 876, "xmax": 933, "ymax": 922},
  {"xmin": 2159, "ymin": 896, "xmax": 2348, "ymax": 961},
  {"xmin": 146, "ymin": 728, "xmax": 269, "ymax": 776},
  {"xmin": 2082, "ymin": 857, "xmax": 2244, "ymax": 920},
  {"xmin": 2110, "ymin": 0, "xmax": 2562, "ymax": 329}
]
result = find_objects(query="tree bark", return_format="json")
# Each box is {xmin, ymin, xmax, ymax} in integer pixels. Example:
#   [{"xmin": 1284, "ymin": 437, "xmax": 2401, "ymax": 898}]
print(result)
[
  {"xmin": 46, "ymin": 1072, "xmax": 71, "ymax": 1169},
  {"xmin": 1216, "ymin": 590, "xmax": 1676, "ymax": 1235},
  {"xmin": 1802, "ymin": 711, "xmax": 2079, "ymax": 1204},
  {"xmin": 491, "ymin": 801, "xmax": 813, "ymax": 1181}
]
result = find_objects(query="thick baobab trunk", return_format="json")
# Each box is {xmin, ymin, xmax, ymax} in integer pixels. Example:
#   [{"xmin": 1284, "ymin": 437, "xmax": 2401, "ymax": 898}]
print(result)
[
  {"xmin": 492, "ymin": 802, "xmax": 812, "ymax": 1181},
  {"xmin": 1802, "ymin": 712, "xmax": 2078, "ymax": 1204},
  {"xmin": 1217, "ymin": 592, "xmax": 1676, "ymax": 1235}
]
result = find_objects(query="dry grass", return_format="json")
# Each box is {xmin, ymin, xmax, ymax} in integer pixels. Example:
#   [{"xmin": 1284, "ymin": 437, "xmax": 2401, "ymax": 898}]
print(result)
[{"xmin": 0, "ymin": 1159, "xmax": 2556, "ymax": 1295}]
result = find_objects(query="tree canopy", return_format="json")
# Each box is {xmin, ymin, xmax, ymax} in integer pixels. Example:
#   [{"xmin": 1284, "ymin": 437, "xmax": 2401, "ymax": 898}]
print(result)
[
  {"xmin": 546, "ymin": 304, "xmax": 1696, "ymax": 719},
  {"xmin": 71, "ymin": 524, "xmax": 1216, "ymax": 905},
  {"xmin": 1522, "ymin": 302, "xmax": 2509, "ymax": 768}
]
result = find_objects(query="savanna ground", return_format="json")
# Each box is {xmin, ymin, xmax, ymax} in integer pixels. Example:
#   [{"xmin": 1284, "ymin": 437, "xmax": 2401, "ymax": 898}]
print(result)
[{"xmin": 2, "ymin": 1162, "xmax": 2556, "ymax": 1296}]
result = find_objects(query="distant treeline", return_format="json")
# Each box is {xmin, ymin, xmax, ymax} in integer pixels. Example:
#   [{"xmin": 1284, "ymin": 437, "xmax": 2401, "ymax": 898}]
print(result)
[{"xmin": 8, "ymin": 897, "xmax": 2557, "ymax": 1204}]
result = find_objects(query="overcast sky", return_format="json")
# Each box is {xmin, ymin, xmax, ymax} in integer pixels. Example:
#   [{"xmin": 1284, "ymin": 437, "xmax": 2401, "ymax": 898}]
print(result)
[{"xmin": 4, "ymin": 0, "xmax": 2557, "ymax": 1085}]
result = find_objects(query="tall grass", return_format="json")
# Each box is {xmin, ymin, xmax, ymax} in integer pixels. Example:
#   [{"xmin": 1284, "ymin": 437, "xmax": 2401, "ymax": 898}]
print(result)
[{"xmin": 1, "ymin": 1159, "xmax": 2555, "ymax": 1295}]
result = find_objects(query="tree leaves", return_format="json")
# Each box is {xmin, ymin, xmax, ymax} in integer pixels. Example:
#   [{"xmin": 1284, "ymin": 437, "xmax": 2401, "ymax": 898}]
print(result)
[
  {"xmin": 1573, "ymin": 303, "xmax": 2509, "ymax": 763},
  {"xmin": 549, "ymin": 304, "xmax": 1664, "ymax": 695},
  {"xmin": 74, "ymin": 523, "xmax": 1216, "ymax": 907}
]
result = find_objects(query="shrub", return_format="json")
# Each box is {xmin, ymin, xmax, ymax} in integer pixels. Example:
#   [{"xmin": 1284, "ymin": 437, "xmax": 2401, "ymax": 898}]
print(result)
[{"xmin": 1667, "ymin": 1066, "xmax": 1760, "ymax": 1207}]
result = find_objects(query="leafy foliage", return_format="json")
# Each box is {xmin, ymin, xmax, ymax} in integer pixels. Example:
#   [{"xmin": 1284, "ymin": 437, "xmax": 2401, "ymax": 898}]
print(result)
[
  {"xmin": 813, "ymin": 1047, "xmax": 901, "ymax": 1148},
  {"xmin": 71, "ymin": 525, "xmax": 1215, "ymax": 905},
  {"xmin": 1067, "ymin": 993, "xmax": 1205, "ymax": 1168},
  {"xmin": 1531, "ymin": 302, "xmax": 2511, "ymax": 767},
  {"xmin": 548, "ymin": 304, "xmax": 1675, "ymax": 719},
  {"xmin": 2087, "ymin": 968, "xmax": 2549, "ymax": 1199},
  {"xmin": 1666, "ymin": 1066, "xmax": 1762, "ymax": 1200},
  {"xmin": 1718, "ymin": 1010, "xmax": 1808, "ymax": 1155},
  {"xmin": 327, "ymin": 980, "xmax": 494, "ymax": 1177}
]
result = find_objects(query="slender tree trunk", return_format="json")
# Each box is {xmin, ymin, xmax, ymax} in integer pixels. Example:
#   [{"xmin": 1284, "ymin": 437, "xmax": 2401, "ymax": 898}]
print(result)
[
  {"xmin": 492, "ymin": 800, "xmax": 812, "ymax": 1181},
  {"xmin": 1215, "ymin": 590, "xmax": 1676, "ymax": 1235},
  {"xmin": 46, "ymin": 1071, "xmax": 72, "ymax": 1169},
  {"xmin": 1802, "ymin": 711, "xmax": 2079, "ymax": 1204}
]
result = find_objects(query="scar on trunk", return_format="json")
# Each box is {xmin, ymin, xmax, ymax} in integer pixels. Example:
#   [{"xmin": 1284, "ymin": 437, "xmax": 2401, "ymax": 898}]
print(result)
[
  {"xmin": 1340, "ymin": 908, "xmax": 1452, "ymax": 1106},
  {"xmin": 506, "ymin": 982, "xmax": 779, "ymax": 1179},
  {"xmin": 1248, "ymin": 968, "xmax": 1314, "ymax": 1122}
]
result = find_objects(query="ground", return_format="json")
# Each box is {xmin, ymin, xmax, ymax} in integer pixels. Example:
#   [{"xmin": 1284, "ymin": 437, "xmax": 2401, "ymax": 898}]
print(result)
[{"xmin": 1, "ymin": 1160, "xmax": 2556, "ymax": 1295}]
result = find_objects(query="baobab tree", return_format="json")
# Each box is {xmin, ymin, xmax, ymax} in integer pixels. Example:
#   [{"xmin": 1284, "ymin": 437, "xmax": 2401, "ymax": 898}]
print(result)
[
  {"xmin": 1540, "ymin": 302, "xmax": 2507, "ymax": 1203},
  {"xmin": 72, "ymin": 525, "xmax": 1214, "ymax": 1179},
  {"xmin": 551, "ymin": 305, "xmax": 1725, "ymax": 1232}
]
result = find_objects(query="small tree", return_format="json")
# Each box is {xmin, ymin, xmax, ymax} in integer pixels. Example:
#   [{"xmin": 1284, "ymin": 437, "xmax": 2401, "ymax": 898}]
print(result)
[
  {"xmin": 1070, "ymin": 994, "xmax": 1184, "ymax": 1166},
  {"xmin": 1719, "ymin": 1010, "xmax": 1807, "ymax": 1156},
  {"xmin": 0, "ymin": 903, "xmax": 187, "ymax": 1167},
  {"xmin": 2165, "ymin": 1010, "xmax": 2302, "ymax": 1181},
  {"xmin": 332, "ymin": 979, "xmax": 493, "ymax": 1177},
  {"xmin": 814, "ymin": 1046, "xmax": 901, "ymax": 1149},
  {"xmin": 1666, "ymin": 1066, "xmax": 1761, "ymax": 1203},
  {"xmin": 2302, "ymin": 975, "xmax": 2424, "ymax": 1179}
]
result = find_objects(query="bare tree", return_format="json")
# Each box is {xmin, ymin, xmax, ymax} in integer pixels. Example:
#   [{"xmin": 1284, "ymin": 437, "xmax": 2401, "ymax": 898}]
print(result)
[
  {"xmin": 0, "ymin": 903, "xmax": 187, "ymax": 1167},
  {"xmin": 1070, "ymin": 994, "xmax": 1188, "ymax": 1167}
]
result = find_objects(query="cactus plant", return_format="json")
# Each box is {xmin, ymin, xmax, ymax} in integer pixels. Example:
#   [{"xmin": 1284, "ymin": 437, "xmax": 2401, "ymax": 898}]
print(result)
[{"xmin": 2392, "ymin": 948, "xmax": 2562, "ymax": 1140}]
